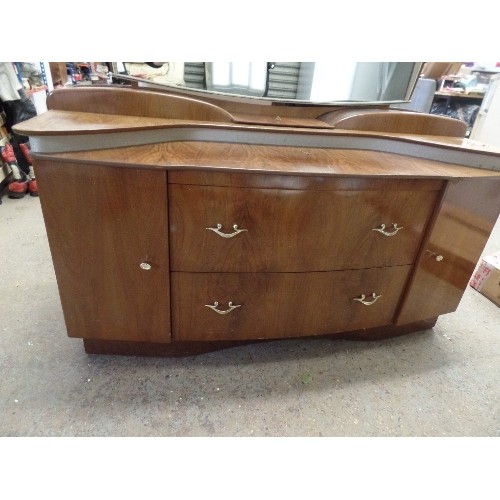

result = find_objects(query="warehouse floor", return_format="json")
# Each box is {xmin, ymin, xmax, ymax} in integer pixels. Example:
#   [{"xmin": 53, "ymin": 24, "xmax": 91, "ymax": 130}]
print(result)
[{"xmin": 0, "ymin": 190, "xmax": 499, "ymax": 437}]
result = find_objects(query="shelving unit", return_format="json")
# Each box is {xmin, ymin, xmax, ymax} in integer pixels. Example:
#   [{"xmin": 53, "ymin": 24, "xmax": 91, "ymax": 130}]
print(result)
[{"xmin": 430, "ymin": 65, "xmax": 500, "ymax": 137}]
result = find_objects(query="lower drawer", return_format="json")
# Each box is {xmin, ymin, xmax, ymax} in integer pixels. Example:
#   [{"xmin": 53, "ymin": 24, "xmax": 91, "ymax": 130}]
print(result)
[{"xmin": 171, "ymin": 266, "xmax": 411, "ymax": 341}]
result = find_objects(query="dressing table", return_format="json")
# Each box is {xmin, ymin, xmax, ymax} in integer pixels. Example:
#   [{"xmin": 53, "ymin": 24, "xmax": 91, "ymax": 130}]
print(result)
[{"xmin": 14, "ymin": 76, "xmax": 500, "ymax": 356}]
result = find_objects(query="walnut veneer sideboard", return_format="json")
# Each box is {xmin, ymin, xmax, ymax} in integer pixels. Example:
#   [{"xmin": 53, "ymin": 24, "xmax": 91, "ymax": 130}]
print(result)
[{"xmin": 13, "ymin": 85, "xmax": 500, "ymax": 356}]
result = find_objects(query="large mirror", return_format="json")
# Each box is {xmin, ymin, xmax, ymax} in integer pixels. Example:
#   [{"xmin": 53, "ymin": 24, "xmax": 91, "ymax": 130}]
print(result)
[{"xmin": 115, "ymin": 62, "xmax": 423, "ymax": 105}]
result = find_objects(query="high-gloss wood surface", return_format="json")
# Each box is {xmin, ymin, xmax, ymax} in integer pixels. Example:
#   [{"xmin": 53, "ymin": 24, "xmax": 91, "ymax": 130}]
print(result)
[
  {"xmin": 14, "ymin": 85, "xmax": 500, "ymax": 355},
  {"xmin": 319, "ymin": 109, "xmax": 468, "ymax": 137},
  {"xmin": 168, "ymin": 171, "xmax": 445, "ymax": 191},
  {"xmin": 171, "ymin": 266, "xmax": 411, "ymax": 341},
  {"xmin": 13, "ymin": 110, "xmax": 211, "ymax": 135},
  {"xmin": 13, "ymin": 86, "xmax": 500, "ymax": 163},
  {"xmin": 47, "ymin": 86, "xmax": 234, "ymax": 122},
  {"xmin": 168, "ymin": 169, "xmax": 445, "ymax": 191},
  {"xmin": 34, "ymin": 159, "xmax": 171, "ymax": 342},
  {"xmin": 169, "ymin": 184, "xmax": 439, "ymax": 272},
  {"xmin": 18, "ymin": 118, "xmax": 500, "ymax": 165},
  {"xmin": 230, "ymin": 112, "xmax": 334, "ymax": 129},
  {"xmin": 35, "ymin": 141, "xmax": 500, "ymax": 179},
  {"xmin": 396, "ymin": 177, "xmax": 500, "ymax": 324}
]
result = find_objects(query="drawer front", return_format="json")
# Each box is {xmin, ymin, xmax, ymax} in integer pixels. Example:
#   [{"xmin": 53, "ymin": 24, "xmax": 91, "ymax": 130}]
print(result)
[
  {"xmin": 169, "ymin": 185, "xmax": 438, "ymax": 272},
  {"xmin": 171, "ymin": 266, "xmax": 411, "ymax": 341}
]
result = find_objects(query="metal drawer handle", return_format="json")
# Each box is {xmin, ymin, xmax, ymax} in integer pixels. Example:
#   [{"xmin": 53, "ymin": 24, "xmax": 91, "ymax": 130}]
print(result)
[
  {"xmin": 353, "ymin": 293, "xmax": 382, "ymax": 306},
  {"xmin": 206, "ymin": 223, "xmax": 248, "ymax": 238},
  {"xmin": 205, "ymin": 301, "xmax": 242, "ymax": 315},
  {"xmin": 372, "ymin": 223, "xmax": 403, "ymax": 237}
]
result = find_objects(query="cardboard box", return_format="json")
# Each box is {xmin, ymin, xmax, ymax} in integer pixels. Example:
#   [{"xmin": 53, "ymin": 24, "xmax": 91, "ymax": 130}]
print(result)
[{"xmin": 469, "ymin": 251, "xmax": 500, "ymax": 306}]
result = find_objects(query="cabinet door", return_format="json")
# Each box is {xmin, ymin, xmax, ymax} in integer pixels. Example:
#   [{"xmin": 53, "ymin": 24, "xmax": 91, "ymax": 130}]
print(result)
[
  {"xmin": 169, "ymin": 184, "xmax": 438, "ymax": 272},
  {"xmin": 396, "ymin": 177, "xmax": 500, "ymax": 324},
  {"xmin": 35, "ymin": 160, "xmax": 171, "ymax": 342}
]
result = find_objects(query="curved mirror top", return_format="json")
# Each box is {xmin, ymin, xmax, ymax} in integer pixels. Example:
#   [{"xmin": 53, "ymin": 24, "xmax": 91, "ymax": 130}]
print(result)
[{"xmin": 113, "ymin": 62, "xmax": 423, "ymax": 106}]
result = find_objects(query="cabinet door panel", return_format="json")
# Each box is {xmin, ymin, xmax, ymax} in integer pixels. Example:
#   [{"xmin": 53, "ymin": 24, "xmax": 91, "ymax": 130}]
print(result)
[
  {"xmin": 169, "ymin": 185, "xmax": 438, "ymax": 272},
  {"xmin": 172, "ymin": 266, "xmax": 411, "ymax": 341},
  {"xmin": 35, "ymin": 160, "xmax": 171, "ymax": 342},
  {"xmin": 397, "ymin": 178, "xmax": 500, "ymax": 324}
]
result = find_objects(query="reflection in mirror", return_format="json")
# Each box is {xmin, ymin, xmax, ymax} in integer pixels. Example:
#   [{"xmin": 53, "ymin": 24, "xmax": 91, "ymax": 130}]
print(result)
[
  {"xmin": 298, "ymin": 62, "xmax": 420, "ymax": 102},
  {"xmin": 205, "ymin": 62, "xmax": 270, "ymax": 97},
  {"xmin": 188, "ymin": 62, "xmax": 422, "ymax": 103},
  {"xmin": 116, "ymin": 62, "xmax": 423, "ymax": 105}
]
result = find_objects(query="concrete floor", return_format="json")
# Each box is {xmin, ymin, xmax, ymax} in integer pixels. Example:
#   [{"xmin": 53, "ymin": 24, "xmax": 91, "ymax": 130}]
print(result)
[{"xmin": 0, "ymin": 189, "xmax": 499, "ymax": 437}]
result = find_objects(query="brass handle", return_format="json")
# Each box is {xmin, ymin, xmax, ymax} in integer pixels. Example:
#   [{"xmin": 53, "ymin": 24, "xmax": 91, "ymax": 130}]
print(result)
[
  {"xmin": 206, "ymin": 223, "xmax": 248, "ymax": 238},
  {"xmin": 353, "ymin": 293, "xmax": 382, "ymax": 306},
  {"xmin": 139, "ymin": 262, "xmax": 152, "ymax": 270},
  {"xmin": 205, "ymin": 301, "xmax": 242, "ymax": 315},
  {"xmin": 372, "ymin": 223, "xmax": 403, "ymax": 236}
]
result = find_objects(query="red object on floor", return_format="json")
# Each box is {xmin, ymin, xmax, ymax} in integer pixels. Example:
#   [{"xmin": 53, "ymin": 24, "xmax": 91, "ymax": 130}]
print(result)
[
  {"xmin": 28, "ymin": 179, "xmax": 39, "ymax": 197},
  {"xmin": 8, "ymin": 180, "xmax": 28, "ymax": 199}
]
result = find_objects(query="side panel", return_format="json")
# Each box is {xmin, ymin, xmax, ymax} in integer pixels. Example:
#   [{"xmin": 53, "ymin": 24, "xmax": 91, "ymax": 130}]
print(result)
[
  {"xmin": 34, "ymin": 159, "xmax": 171, "ymax": 342},
  {"xmin": 396, "ymin": 177, "xmax": 500, "ymax": 324}
]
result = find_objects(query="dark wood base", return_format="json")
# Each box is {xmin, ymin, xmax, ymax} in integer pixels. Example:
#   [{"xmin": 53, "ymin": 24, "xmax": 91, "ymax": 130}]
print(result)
[{"xmin": 83, "ymin": 318, "xmax": 438, "ymax": 357}]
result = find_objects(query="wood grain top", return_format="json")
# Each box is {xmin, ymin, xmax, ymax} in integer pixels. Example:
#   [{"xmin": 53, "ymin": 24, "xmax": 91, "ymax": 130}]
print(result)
[
  {"xmin": 13, "ymin": 110, "xmax": 214, "ymax": 135},
  {"xmin": 46, "ymin": 86, "xmax": 234, "ymax": 122},
  {"xmin": 12, "ymin": 85, "xmax": 500, "ymax": 163},
  {"xmin": 319, "ymin": 109, "xmax": 468, "ymax": 137},
  {"xmin": 36, "ymin": 141, "xmax": 500, "ymax": 179},
  {"xmin": 14, "ymin": 108, "xmax": 500, "ymax": 157},
  {"xmin": 231, "ymin": 112, "xmax": 334, "ymax": 129}
]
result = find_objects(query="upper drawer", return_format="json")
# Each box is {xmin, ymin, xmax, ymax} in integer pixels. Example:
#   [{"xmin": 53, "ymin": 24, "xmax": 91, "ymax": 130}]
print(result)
[{"xmin": 169, "ymin": 184, "xmax": 439, "ymax": 272}]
